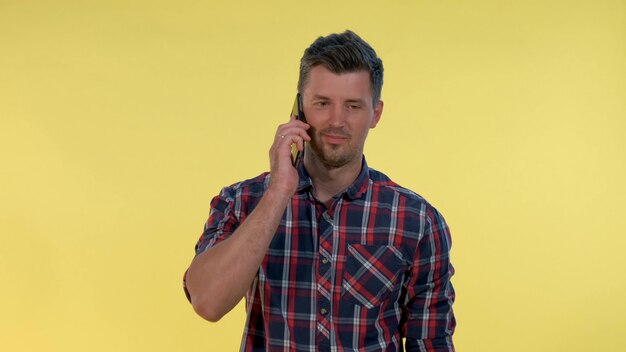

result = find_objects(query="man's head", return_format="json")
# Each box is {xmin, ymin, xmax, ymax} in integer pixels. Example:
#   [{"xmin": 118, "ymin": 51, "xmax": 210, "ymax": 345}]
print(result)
[
  {"xmin": 297, "ymin": 31, "xmax": 385, "ymax": 170},
  {"xmin": 298, "ymin": 30, "xmax": 384, "ymax": 106}
]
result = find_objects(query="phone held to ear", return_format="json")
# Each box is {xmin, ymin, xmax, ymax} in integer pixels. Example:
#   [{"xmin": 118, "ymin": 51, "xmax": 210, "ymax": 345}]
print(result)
[{"xmin": 290, "ymin": 93, "xmax": 306, "ymax": 168}]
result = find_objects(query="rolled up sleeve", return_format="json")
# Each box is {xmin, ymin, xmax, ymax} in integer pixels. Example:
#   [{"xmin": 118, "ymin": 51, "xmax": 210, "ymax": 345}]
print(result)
[{"xmin": 183, "ymin": 186, "xmax": 240, "ymax": 302}]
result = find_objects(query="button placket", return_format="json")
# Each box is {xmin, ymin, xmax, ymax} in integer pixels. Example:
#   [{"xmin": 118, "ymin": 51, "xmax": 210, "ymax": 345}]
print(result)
[{"xmin": 316, "ymin": 209, "xmax": 334, "ymax": 343}]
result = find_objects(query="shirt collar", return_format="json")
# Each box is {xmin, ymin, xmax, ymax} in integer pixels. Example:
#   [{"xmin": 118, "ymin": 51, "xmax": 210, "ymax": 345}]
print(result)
[{"xmin": 296, "ymin": 156, "xmax": 370, "ymax": 200}]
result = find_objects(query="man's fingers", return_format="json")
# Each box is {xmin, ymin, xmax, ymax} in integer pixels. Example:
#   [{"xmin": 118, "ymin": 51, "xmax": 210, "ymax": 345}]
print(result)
[
  {"xmin": 276, "ymin": 126, "xmax": 310, "ymax": 143},
  {"xmin": 274, "ymin": 133, "xmax": 305, "ymax": 150},
  {"xmin": 287, "ymin": 135, "xmax": 305, "ymax": 151},
  {"xmin": 275, "ymin": 121, "xmax": 309, "ymax": 142}
]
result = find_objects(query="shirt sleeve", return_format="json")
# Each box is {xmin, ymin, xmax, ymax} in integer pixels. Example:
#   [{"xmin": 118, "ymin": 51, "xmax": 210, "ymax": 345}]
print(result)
[
  {"xmin": 183, "ymin": 186, "xmax": 241, "ymax": 302},
  {"xmin": 403, "ymin": 205, "xmax": 456, "ymax": 352}
]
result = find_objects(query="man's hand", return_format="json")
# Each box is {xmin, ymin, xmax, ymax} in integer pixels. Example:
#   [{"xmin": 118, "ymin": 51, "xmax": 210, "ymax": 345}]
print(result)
[{"xmin": 268, "ymin": 115, "xmax": 310, "ymax": 197}]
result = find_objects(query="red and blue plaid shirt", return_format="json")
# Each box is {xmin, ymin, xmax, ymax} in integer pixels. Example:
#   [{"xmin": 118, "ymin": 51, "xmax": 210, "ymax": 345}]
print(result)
[{"xmin": 186, "ymin": 158, "xmax": 455, "ymax": 351}]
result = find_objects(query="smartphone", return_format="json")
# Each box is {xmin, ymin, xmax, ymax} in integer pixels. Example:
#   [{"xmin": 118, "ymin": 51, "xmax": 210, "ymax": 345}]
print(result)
[{"xmin": 290, "ymin": 93, "xmax": 306, "ymax": 167}]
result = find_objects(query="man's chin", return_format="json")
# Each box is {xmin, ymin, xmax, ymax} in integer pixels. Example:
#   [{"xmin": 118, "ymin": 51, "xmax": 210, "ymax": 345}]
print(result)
[
  {"xmin": 318, "ymin": 151, "xmax": 356, "ymax": 169},
  {"xmin": 309, "ymin": 142, "xmax": 358, "ymax": 168}
]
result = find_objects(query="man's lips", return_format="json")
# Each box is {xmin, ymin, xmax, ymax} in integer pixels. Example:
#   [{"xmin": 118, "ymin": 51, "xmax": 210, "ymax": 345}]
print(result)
[{"xmin": 322, "ymin": 133, "xmax": 349, "ymax": 144}]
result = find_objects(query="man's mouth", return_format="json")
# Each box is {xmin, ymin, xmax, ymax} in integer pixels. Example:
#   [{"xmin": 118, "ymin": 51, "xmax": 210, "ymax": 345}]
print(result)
[{"xmin": 320, "ymin": 129, "xmax": 350, "ymax": 145}]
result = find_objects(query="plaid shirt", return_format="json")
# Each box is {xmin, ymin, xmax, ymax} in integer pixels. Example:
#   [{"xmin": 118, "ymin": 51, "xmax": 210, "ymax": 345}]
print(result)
[{"xmin": 187, "ymin": 158, "xmax": 455, "ymax": 351}]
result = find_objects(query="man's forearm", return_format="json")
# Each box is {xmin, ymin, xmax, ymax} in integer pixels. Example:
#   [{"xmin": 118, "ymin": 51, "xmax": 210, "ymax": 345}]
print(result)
[{"xmin": 185, "ymin": 188, "xmax": 291, "ymax": 322}]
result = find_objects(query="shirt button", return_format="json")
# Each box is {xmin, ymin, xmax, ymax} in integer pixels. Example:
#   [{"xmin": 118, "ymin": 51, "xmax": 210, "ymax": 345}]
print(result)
[
  {"xmin": 320, "ymin": 308, "xmax": 328, "ymax": 316},
  {"xmin": 321, "ymin": 257, "xmax": 329, "ymax": 264}
]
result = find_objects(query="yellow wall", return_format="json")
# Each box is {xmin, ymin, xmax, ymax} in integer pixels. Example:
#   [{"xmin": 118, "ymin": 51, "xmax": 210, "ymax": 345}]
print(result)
[{"xmin": 1, "ymin": 1, "xmax": 624, "ymax": 351}]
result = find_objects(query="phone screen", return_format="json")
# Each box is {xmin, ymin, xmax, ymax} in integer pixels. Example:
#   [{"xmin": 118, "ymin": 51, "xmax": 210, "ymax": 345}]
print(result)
[{"xmin": 290, "ymin": 93, "xmax": 306, "ymax": 167}]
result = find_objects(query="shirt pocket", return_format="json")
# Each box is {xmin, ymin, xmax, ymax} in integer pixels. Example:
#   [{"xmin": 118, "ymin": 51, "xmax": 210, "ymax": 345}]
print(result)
[{"xmin": 341, "ymin": 244, "xmax": 409, "ymax": 309}]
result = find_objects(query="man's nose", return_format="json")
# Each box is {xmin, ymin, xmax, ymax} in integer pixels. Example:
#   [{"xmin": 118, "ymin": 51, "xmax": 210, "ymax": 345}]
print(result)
[{"xmin": 328, "ymin": 105, "xmax": 346, "ymax": 127}]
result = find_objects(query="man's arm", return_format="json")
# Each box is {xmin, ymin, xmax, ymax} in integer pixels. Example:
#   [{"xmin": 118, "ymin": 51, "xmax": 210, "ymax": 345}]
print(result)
[
  {"xmin": 184, "ymin": 117, "xmax": 310, "ymax": 322},
  {"xmin": 404, "ymin": 205, "xmax": 456, "ymax": 352},
  {"xmin": 186, "ymin": 188, "xmax": 291, "ymax": 321}
]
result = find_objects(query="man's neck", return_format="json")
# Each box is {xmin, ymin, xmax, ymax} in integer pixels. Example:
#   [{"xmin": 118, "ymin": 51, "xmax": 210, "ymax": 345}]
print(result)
[{"xmin": 304, "ymin": 154, "xmax": 363, "ymax": 206}]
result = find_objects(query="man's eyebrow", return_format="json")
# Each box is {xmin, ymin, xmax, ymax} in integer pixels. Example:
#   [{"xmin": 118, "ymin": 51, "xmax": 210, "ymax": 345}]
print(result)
[
  {"xmin": 345, "ymin": 98, "xmax": 366, "ymax": 105},
  {"xmin": 311, "ymin": 95, "xmax": 366, "ymax": 104}
]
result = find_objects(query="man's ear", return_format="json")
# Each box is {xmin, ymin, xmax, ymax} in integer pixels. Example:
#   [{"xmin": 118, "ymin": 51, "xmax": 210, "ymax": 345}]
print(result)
[{"xmin": 370, "ymin": 100, "xmax": 384, "ymax": 128}]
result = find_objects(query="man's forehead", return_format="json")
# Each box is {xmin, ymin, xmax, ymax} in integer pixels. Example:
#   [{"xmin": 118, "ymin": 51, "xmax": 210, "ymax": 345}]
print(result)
[{"xmin": 303, "ymin": 66, "xmax": 372, "ymax": 99}]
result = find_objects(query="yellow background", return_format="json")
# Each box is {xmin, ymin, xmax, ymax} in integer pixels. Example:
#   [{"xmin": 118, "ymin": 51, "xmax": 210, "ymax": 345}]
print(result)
[{"xmin": 1, "ymin": 1, "xmax": 625, "ymax": 351}]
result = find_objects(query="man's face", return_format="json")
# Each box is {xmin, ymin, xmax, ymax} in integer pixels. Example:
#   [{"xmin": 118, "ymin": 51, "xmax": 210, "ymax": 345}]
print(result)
[{"xmin": 301, "ymin": 65, "xmax": 383, "ymax": 169}]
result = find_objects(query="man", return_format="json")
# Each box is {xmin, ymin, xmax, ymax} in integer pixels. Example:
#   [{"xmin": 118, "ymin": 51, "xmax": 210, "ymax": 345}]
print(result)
[{"xmin": 184, "ymin": 30, "xmax": 456, "ymax": 351}]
